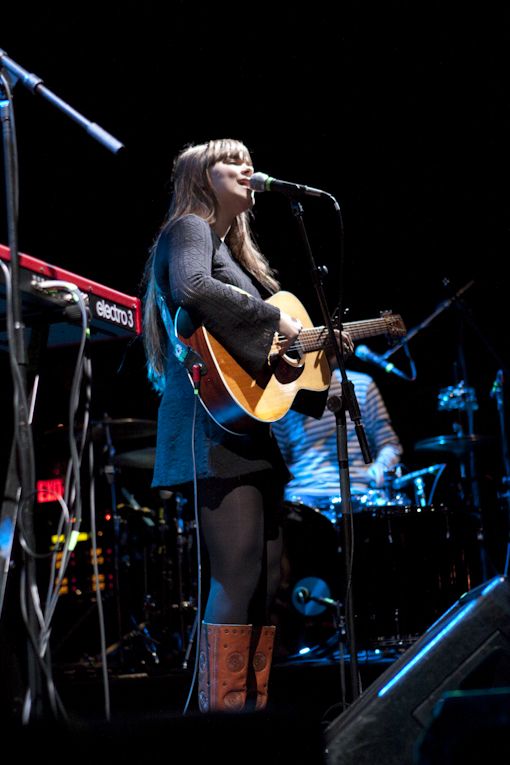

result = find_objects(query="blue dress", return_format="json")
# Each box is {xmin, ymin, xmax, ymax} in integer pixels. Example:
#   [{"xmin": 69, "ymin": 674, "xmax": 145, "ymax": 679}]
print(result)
[{"xmin": 151, "ymin": 214, "xmax": 288, "ymax": 491}]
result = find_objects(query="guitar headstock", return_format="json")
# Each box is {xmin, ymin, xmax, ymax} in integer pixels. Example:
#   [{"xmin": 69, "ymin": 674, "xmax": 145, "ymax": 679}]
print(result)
[{"xmin": 379, "ymin": 310, "xmax": 407, "ymax": 342}]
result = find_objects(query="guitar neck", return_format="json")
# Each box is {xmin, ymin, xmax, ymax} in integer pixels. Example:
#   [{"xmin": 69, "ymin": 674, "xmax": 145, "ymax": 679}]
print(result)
[
  {"xmin": 344, "ymin": 318, "xmax": 397, "ymax": 341},
  {"xmin": 297, "ymin": 318, "xmax": 396, "ymax": 353}
]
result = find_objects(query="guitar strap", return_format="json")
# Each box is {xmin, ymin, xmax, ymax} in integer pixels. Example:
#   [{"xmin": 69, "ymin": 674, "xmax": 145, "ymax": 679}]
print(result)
[{"xmin": 156, "ymin": 287, "xmax": 207, "ymax": 375}]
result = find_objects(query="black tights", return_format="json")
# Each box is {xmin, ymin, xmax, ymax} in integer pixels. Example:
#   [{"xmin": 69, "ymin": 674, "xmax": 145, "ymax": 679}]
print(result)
[{"xmin": 199, "ymin": 480, "xmax": 283, "ymax": 625}]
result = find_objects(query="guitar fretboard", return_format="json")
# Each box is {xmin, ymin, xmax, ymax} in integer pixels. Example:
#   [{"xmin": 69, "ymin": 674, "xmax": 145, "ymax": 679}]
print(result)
[{"xmin": 287, "ymin": 317, "xmax": 402, "ymax": 355}]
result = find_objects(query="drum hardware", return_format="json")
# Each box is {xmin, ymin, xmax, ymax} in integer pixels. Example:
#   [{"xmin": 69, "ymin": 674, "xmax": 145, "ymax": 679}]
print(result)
[
  {"xmin": 182, "ymin": 612, "xmax": 199, "ymax": 671},
  {"xmin": 371, "ymin": 633, "xmax": 421, "ymax": 653},
  {"xmin": 113, "ymin": 447, "xmax": 156, "ymax": 470},
  {"xmin": 437, "ymin": 369, "xmax": 483, "ymax": 516},
  {"xmin": 172, "ymin": 492, "xmax": 190, "ymax": 656},
  {"xmin": 325, "ymin": 487, "xmax": 413, "ymax": 525},
  {"xmin": 433, "ymin": 378, "xmax": 490, "ymax": 506},
  {"xmin": 41, "ymin": 415, "xmax": 160, "ymax": 668},
  {"xmin": 389, "ymin": 463, "xmax": 447, "ymax": 507},
  {"xmin": 414, "ymin": 477, "xmax": 426, "ymax": 507},
  {"xmin": 44, "ymin": 418, "xmax": 157, "ymax": 445},
  {"xmin": 415, "ymin": 433, "xmax": 491, "ymax": 526},
  {"xmin": 277, "ymin": 500, "xmax": 481, "ymax": 657},
  {"xmin": 107, "ymin": 445, "xmax": 199, "ymax": 669},
  {"xmin": 117, "ymin": 486, "xmax": 156, "ymax": 526},
  {"xmin": 375, "ymin": 608, "xmax": 422, "ymax": 652},
  {"xmin": 438, "ymin": 381, "xmax": 478, "ymax": 412},
  {"xmin": 156, "ymin": 490, "xmax": 199, "ymax": 668},
  {"xmin": 90, "ymin": 418, "xmax": 157, "ymax": 442},
  {"xmin": 275, "ymin": 502, "xmax": 343, "ymax": 658},
  {"xmin": 360, "ymin": 505, "xmax": 480, "ymax": 649},
  {"xmin": 93, "ymin": 416, "xmax": 162, "ymax": 671},
  {"xmin": 491, "ymin": 370, "xmax": 510, "ymax": 575},
  {"xmin": 292, "ymin": 580, "xmax": 347, "ymax": 683},
  {"xmin": 293, "ymin": 578, "xmax": 341, "ymax": 616},
  {"xmin": 414, "ymin": 433, "xmax": 492, "ymax": 577},
  {"xmin": 102, "ymin": 615, "xmax": 160, "ymax": 667},
  {"xmin": 414, "ymin": 434, "xmax": 492, "ymax": 458}
]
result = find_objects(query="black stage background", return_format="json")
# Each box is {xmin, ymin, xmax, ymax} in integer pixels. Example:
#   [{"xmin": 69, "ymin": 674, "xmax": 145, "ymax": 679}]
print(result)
[
  {"xmin": 0, "ymin": 1, "xmax": 508, "ymax": 737},
  {"xmin": 1, "ymin": 5, "xmax": 507, "ymax": 463}
]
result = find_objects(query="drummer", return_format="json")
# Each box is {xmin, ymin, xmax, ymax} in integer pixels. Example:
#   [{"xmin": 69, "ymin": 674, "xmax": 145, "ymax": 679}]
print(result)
[{"xmin": 272, "ymin": 368, "xmax": 403, "ymax": 513}]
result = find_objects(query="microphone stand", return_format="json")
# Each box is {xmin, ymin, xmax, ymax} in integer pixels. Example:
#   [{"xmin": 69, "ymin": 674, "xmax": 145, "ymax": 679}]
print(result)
[
  {"xmin": 0, "ymin": 48, "xmax": 125, "ymax": 155},
  {"xmin": 0, "ymin": 68, "xmax": 44, "ymax": 723},
  {"xmin": 288, "ymin": 197, "xmax": 372, "ymax": 702},
  {"xmin": 388, "ymin": 280, "xmax": 509, "ymax": 577}
]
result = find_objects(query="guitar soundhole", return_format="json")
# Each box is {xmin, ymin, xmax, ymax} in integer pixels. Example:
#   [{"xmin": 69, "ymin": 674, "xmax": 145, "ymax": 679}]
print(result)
[{"xmin": 270, "ymin": 352, "xmax": 305, "ymax": 384}]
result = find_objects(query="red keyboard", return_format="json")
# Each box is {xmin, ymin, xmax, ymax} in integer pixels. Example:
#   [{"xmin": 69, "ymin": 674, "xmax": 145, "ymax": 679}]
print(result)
[{"xmin": 0, "ymin": 243, "xmax": 142, "ymax": 347}]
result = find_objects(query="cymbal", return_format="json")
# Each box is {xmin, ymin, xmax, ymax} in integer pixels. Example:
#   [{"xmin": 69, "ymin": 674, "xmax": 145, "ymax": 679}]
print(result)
[
  {"xmin": 414, "ymin": 434, "xmax": 492, "ymax": 457},
  {"xmin": 113, "ymin": 447, "xmax": 156, "ymax": 469},
  {"xmin": 44, "ymin": 419, "xmax": 157, "ymax": 445},
  {"xmin": 90, "ymin": 418, "xmax": 157, "ymax": 441}
]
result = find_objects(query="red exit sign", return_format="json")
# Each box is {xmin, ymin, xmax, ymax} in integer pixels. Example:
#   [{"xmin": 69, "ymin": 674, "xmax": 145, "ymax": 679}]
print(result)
[{"xmin": 37, "ymin": 478, "xmax": 65, "ymax": 503}]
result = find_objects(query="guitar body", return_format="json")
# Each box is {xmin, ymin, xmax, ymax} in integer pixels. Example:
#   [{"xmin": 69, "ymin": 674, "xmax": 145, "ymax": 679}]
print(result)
[
  {"xmin": 177, "ymin": 291, "xmax": 330, "ymax": 435},
  {"xmin": 176, "ymin": 289, "xmax": 406, "ymax": 435}
]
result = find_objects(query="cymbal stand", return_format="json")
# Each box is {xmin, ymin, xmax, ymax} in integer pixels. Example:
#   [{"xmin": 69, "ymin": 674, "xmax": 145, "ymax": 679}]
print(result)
[
  {"xmin": 100, "ymin": 422, "xmax": 162, "ymax": 670},
  {"xmin": 101, "ymin": 419, "xmax": 125, "ymax": 666},
  {"xmin": 158, "ymin": 491, "xmax": 198, "ymax": 668},
  {"xmin": 173, "ymin": 493, "xmax": 187, "ymax": 651},
  {"xmin": 182, "ymin": 614, "xmax": 199, "ymax": 671},
  {"xmin": 288, "ymin": 196, "xmax": 372, "ymax": 702},
  {"xmin": 444, "ymin": 281, "xmax": 510, "ymax": 578},
  {"xmin": 491, "ymin": 371, "xmax": 510, "ymax": 575}
]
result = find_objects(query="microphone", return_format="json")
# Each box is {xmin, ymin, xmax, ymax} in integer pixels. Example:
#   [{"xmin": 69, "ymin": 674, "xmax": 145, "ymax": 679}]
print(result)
[
  {"xmin": 295, "ymin": 587, "xmax": 337, "ymax": 608},
  {"xmin": 295, "ymin": 587, "xmax": 310, "ymax": 604},
  {"xmin": 355, "ymin": 345, "xmax": 409, "ymax": 380},
  {"xmin": 250, "ymin": 171, "xmax": 330, "ymax": 199},
  {"xmin": 392, "ymin": 463, "xmax": 447, "ymax": 491}
]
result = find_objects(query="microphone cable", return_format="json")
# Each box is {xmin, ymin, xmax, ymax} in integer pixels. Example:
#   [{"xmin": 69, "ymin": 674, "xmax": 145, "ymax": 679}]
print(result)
[{"xmin": 183, "ymin": 369, "xmax": 203, "ymax": 715}]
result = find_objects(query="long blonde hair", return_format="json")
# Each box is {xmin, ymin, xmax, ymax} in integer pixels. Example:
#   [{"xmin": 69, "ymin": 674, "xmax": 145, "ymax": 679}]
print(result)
[{"xmin": 142, "ymin": 139, "xmax": 280, "ymax": 394}]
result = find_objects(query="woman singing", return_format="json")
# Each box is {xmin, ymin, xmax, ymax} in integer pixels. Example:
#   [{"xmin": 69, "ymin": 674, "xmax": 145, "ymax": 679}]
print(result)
[{"xmin": 142, "ymin": 139, "xmax": 351, "ymax": 712}]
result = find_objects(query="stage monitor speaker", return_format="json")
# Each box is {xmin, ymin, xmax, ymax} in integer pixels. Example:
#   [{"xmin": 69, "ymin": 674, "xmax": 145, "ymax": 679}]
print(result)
[
  {"xmin": 416, "ymin": 686, "xmax": 510, "ymax": 764},
  {"xmin": 323, "ymin": 575, "xmax": 510, "ymax": 765}
]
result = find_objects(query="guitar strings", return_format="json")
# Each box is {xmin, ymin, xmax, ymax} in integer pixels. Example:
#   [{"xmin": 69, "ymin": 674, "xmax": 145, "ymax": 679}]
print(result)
[{"xmin": 275, "ymin": 317, "xmax": 395, "ymax": 355}]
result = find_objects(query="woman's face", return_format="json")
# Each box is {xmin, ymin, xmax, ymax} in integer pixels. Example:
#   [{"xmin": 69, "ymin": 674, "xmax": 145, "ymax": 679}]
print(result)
[{"xmin": 209, "ymin": 156, "xmax": 255, "ymax": 219}]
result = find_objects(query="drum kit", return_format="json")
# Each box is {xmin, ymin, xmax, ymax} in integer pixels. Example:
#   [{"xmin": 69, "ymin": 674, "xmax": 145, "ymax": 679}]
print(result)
[
  {"xmin": 275, "ymin": 380, "xmax": 501, "ymax": 659},
  {"xmin": 41, "ymin": 417, "xmax": 197, "ymax": 672},
  {"xmin": 42, "ymin": 371, "xmax": 504, "ymax": 671}
]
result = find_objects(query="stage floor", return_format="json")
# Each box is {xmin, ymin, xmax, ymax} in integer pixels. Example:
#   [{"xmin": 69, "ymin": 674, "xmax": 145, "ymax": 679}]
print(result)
[{"xmin": 18, "ymin": 650, "xmax": 395, "ymax": 764}]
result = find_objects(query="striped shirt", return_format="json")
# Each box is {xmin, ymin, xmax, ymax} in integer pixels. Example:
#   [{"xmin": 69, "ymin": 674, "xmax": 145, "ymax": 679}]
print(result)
[{"xmin": 272, "ymin": 369, "xmax": 403, "ymax": 505}]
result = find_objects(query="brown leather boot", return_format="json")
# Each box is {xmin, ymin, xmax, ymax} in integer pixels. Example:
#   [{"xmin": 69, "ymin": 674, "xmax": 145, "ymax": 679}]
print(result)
[
  {"xmin": 198, "ymin": 622, "xmax": 252, "ymax": 712},
  {"xmin": 250, "ymin": 625, "xmax": 276, "ymax": 710}
]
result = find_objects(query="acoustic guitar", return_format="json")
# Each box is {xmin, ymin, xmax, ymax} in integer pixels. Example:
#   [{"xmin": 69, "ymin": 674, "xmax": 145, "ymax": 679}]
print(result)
[{"xmin": 176, "ymin": 290, "xmax": 406, "ymax": 435}]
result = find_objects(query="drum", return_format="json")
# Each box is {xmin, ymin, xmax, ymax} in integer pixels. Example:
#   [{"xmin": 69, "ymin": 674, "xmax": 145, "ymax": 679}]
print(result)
[
  {"xmin": 349, "ymin": 505, "xmax": 481, "ymax": 649},
  {"xmin": 274, "ymin": 500, "xmax": 482, "ymax": 656},
  {"xmin": 273, "ymin": 501, "xmax": 342, "ymax": 657},
  {"xmin": 322, "ymin": 489, "xmax": 412, "ymax": 524}
]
